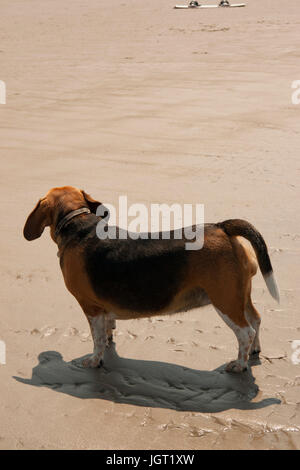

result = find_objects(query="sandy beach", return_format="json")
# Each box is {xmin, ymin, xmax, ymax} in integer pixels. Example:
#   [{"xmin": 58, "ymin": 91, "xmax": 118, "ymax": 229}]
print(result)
[{"xmin": 0, "ymin": 0, "xmax": 299, "ymax": 450}]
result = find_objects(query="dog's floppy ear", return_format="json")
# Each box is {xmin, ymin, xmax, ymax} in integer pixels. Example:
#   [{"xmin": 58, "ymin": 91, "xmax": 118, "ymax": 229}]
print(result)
[
  {"xmin": 81, "ymin": 190, "xmax": 101, "ymax": 213},
  {"xmin": 81, "ymin": 190, "xmax": 109, "ymax": 219},
  {"xmin": 23, "ymin": 198, "xmax": 51, "ymax": 241}
]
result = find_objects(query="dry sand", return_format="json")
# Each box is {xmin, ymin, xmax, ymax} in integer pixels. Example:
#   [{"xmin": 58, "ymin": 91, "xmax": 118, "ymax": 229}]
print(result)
[{"xmin": 0, "ymin": 0, "xmax": 300, "ymax": 450}]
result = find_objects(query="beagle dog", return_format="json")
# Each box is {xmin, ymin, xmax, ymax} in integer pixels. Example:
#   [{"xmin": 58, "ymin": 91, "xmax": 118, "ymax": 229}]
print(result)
[{"xmin": 23, "ymin": 186, "xmax": 279, "ymax": 372}]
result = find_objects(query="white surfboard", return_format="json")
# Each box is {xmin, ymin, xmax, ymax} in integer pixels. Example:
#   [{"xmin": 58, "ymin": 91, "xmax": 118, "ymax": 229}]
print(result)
[{"xmin": 174, "ymin": 3, "xmax": 246, "ymax": 8}]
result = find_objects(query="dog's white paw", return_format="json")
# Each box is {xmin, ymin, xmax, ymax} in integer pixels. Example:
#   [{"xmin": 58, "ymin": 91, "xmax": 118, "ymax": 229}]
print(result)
[
  {"xmin": 82, "ymin": 354, "xmax": 103, "ymax": 368},
  {"xmin": 225, "ymin": 360, "xmax": 247, "ymax": 373}
]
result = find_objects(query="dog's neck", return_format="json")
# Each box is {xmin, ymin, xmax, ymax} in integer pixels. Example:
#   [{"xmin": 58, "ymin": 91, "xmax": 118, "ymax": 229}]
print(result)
[
  {"xmin": 55, "ymin": 208, "xmax": 91, "ymax": 239},
  {"xmin": 54, "ymin": 208, "xmax": 91, "ymax": 258}
]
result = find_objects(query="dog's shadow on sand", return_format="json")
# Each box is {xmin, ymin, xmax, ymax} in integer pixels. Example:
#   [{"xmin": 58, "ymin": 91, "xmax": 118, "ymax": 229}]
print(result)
[{"xmin": 14, "ymin": 344, "xmax": 280, "ymax": 413}]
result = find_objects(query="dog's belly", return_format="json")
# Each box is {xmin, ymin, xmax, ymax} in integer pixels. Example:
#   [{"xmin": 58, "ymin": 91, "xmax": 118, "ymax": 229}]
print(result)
[
  {"xmin": 112, "ymin": 287, "xmax": 211, "ymax": 320},
  {"xmin": 172, "ymin": 287, "xmax": 211, "ymax": 313}
]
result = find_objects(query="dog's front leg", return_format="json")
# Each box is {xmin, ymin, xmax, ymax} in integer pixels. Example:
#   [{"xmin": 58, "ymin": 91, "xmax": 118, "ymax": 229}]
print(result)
[
  {"xmin": 105, "ymin": 313, "xmax": 116, "ymax": 346},
  {"xmin": 83, "ymin": 314, "xmax": 106, "ymax": 368}
]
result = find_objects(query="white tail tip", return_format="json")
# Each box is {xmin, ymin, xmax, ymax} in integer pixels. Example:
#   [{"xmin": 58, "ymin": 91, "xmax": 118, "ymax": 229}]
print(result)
[{"xmin": 264, "ymin": 272, "xmax": 280, "ymax": 303}]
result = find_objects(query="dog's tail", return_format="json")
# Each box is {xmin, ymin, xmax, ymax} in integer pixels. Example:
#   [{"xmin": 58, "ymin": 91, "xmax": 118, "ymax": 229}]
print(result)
[{"xmin": 217, "ymin": 219, "xmax": 280, "ymax": 303}]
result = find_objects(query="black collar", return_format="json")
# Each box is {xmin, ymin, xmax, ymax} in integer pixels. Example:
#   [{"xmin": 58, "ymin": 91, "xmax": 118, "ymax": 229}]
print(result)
[{"xmin": 55, "ymin": 208, "xmax": 91, "ymax": 239}]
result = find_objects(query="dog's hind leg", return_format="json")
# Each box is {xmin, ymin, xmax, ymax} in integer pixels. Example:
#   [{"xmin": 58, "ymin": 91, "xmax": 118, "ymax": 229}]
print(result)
[
  {"xmin": 245, "ymin": 295, "xmax": 261, "ymax": 356},
  {"xmin": 206, "ymin": 273, "xmax": 255, "ymax": 372},
  {"xmin": 215, "ymin": 306, "xmax": 256, "ymax": 372}
]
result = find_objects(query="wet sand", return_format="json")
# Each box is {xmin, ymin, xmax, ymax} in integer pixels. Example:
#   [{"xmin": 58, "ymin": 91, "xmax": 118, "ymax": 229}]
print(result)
[{"xmin": 0, "ymin": 0, "xmax": 299, "ymax": 450}]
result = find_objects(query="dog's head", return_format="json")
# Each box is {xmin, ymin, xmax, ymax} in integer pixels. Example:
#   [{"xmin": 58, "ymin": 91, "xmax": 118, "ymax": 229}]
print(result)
[{"xmin": 23, "ymin": 186, "xmax": 106, "ymax": 241}]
